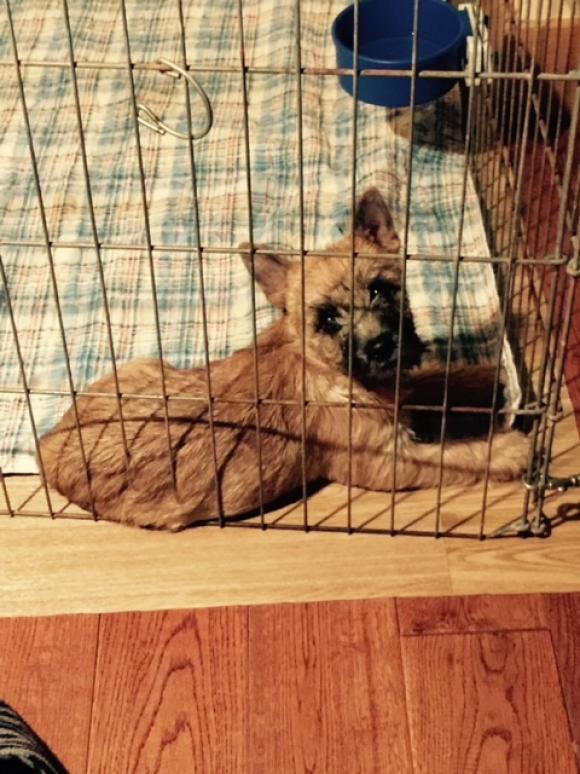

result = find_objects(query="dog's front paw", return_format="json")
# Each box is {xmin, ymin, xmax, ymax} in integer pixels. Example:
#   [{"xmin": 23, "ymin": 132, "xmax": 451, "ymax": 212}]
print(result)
[{"xmin": 488, "ymin": 431, "xmax": 530, "ymax": 481}]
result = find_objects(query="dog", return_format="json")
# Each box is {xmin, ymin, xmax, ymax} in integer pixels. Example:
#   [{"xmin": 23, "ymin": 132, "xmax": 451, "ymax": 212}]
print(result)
[{"xmin": 38, "ymin": 188, "xmax": 529, "ymax": 530}]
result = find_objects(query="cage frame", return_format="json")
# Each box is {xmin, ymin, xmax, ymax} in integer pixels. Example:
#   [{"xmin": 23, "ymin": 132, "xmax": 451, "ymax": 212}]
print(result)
[{"xmin": 0, "ymin": 0, "xmax": 578, "ymax": 538}]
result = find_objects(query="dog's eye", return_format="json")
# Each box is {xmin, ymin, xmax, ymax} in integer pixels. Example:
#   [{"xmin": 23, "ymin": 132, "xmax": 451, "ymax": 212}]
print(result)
[
  {"xmin": 369, "ymin": 277, "xmax": 397, "ymax": 303},
  {"xmin": 316, "ymin": 304, "xmax": 341, "ymax": 335}
]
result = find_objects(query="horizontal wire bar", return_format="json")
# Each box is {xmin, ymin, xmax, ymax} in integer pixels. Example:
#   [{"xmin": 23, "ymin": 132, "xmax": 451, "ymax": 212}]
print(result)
[
  {"xmin": 0, "ymin": 58, "xmax": 577, "ymax": 81},
  {"xmin": 0, "ymin": 510, "xmax": 94, "ymax": 519},
  {"xmin": 0, "ymin": 383, "xmax": 545, "ymax": 415},
  {"xmin": 0, "ymin": 508, "xmax": 515, "ymax": 540},
  {"xmin": 0, "ymin": 239, "xmax": 570, "ymax": 266}
]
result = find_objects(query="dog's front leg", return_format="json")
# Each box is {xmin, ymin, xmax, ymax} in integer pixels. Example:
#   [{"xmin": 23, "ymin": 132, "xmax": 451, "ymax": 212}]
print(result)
[
  {"xmin": 396, "ymin": 429, "xmax": 530, "ymax": 487},
  {"xmin": 321, "ymin": 418, "xmax": 529, "ymax": 491}
]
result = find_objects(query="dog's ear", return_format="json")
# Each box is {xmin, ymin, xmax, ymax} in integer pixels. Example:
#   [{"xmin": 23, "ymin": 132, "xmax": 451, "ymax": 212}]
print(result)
[
  {"xmin": 239, "ymin": 244, "xmax": 292, "ymax": 309},
  {"xmin": 354, "ymin": 188, "xmax": 401, "ymax": 251}
]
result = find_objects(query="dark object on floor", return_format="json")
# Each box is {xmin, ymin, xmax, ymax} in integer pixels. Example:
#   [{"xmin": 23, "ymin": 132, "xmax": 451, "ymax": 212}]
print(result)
[{"xmin": 0, "ymin": 701, "xmax": 68, "ymax": 774}]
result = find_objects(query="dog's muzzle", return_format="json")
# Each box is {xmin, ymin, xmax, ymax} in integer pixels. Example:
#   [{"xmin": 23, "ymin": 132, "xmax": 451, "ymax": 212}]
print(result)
[{"xmin": 348, "ymin": 324, "xmax": 425, "ymax": 387}]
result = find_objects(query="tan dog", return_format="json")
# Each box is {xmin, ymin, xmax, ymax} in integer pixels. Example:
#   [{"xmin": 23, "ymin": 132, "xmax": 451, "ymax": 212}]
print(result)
[{"xmin": 39, "ymin": 189, "xmax": 529, "ymax": 529}]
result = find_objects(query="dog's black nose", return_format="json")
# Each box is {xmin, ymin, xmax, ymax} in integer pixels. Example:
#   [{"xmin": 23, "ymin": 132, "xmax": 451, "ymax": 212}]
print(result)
[{"xmin": 365, "ymin": 335, "xmax": 395, "ymax": 363}]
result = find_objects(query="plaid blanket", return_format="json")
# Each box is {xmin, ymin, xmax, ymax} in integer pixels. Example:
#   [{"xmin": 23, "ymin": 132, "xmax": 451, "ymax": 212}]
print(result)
[{"xmin": 0, "ymin": 0, "xmax": 519, "ymax": 473}]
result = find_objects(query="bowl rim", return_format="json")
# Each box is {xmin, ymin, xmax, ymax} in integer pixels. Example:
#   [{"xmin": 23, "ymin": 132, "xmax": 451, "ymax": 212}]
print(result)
[{"xmin": 331, "ymin": 0, "xmax": 466, "ymax": 67}]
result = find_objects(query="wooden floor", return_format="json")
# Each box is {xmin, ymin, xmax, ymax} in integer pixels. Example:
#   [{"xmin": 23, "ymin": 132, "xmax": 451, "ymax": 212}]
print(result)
[
  {"xmin": 1, "ymin": 391, "xmax": 580, "ymax": 617},
  {"xmin": 2, "ymin": 594, "xmax": 578, "ymax": 774}
]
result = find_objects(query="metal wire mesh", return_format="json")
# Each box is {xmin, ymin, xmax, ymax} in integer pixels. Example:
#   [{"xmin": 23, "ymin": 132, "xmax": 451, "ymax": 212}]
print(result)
[{"xmin": 0, "ymin": 0, "xmax": 578, "ymax": 536}]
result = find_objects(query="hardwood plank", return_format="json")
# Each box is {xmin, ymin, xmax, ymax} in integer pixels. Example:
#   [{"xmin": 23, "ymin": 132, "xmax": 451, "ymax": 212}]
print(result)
[
  {"xmin": 87, "ymin": 608, "xmax": 248, "ymax": 774},
  {"xmin": 446, "ymin": 533, "xmax": 580, "ymax": 596},
  {"xmin": 6, "ymin": 504, "xmax": 580, "ymax": 618},
  {"xmin": 543, "ymin": 593, "xmax": 580, "ymax": 752},
  {"xmin": 6, "ymin": 490, "xmax": 580, "ymax": 618},
  {"xmin": 402, "ymin": 630, "xmax": 576, "ymax": 773},
  {"xmin": 0, "ymin": 614, "xmax": 99, "ymax": 774},
  {"xmin": 397, "ymin": 594, "xmax": 548, "ymax": 636},
  {"xmin": 248, "ymin": 599, "xmax": 412, "ymax": 774},
  {"xmin": 0, "ymin": 518, "xmax": 451, "ymax": 617}
]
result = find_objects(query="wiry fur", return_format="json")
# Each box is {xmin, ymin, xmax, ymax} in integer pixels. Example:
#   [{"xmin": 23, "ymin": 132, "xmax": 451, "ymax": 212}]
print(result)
[{"xmin": 39, "ymin": 189, "xmax": 529, "ymax": 530}]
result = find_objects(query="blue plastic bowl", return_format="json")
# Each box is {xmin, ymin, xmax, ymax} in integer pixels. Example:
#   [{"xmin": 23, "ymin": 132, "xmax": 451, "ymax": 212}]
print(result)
[{"xmin": 332, "ymin": 0, "xmax": 470, "ymax": 108}]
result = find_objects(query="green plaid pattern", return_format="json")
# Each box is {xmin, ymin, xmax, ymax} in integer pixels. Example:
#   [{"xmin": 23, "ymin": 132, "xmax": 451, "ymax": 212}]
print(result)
[{"xmin": 0, "ymin": 0, "xmax": 519, "ymax": 472}]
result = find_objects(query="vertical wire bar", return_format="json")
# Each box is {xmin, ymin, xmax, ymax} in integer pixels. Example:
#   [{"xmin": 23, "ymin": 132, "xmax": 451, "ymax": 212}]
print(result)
[
  {"xmin": 61, "ymin": 0, "xmax": 130, "ymax": 469},
  {"xmin": 521, "ymin": 254, "xmax": 553, "ymax": 399},
  {"xmin": 236, "ymin": 0, "xmax": 265, "ymax": 523},
  {"xmin": 529, "ymin": 0, "xmax": 575, "ymax": 322},
  {"xmin": 521, "ymin": 264, "xmax": 574, "ymax": 522},
  {"xmin": 504, "ymin": 0, "xmax": 548, "ymax": 354},
  {"xmin": 481, "ymin": 0, "xmax": 542, "ymax": 531},
  {"xmin": 119, "ymin": 0, "xmax": 176, "ymax": 489},
  {"xmin": 486, "ymin": 0, "xmax": 510, "ymax": 253},
  {"xmin": 294, "ymin": 0, "xmax": 309, "ymax": 530},
  {"xmin": 345, "ymin": 0, "xmax": 360, "ymax": 533},
  {"xmin": 527, "ymin": 0, "xmax": 559, "ymax": 258},
  {"xmin": 501, "ymin": 0, "xmax": 537, "ymax": 381},
  {"xmin": 476, "ymin": 5, "xmax": 499, "ymax": 234},
  {"xmin": 539, "ymin": 0, "xmax": 575, "ymax": 242},
  {"xmin": 536, "ymin": 232, "xmax": 579, "ymax": 517},
  {"xmin": 5, "ymin": 0, "xmax": 96, "ymax": 517},
  {"xmin": 470, "ymin": 61, "xmax": 483, "ymax": 189},
  {"xmin": 490, "ymin": 0, "xmax": 525, "ymax": 254},
  {"xmin": 0, "ymin": 252, "xmax": 55, "ymax": 516},
  {"xmin": 471, "ymin": 8, "xmax": 488, "ymax": 203},
  {"xmin": 175, "ymin": 0, "xmax": 224, "ymax": 525},
  {"xmin": 497, "ymin": 0, "xmax": 546, "ymax": 397},
  {"xmin": 528, "ymin": 82, "xmax": 580, "ymax": 509},
  {"xmin": 521, "ymin": 257, "xmax": 550, "ymax": 412},
  {"xmin": 0, "ymin": 467, "xmax": 13, "ymax": 516},
  {"xmin": 492, "ymin": 0, "xmax": 532, "ymax": 434},
  {"xmin": 433, "ymin": 1, "xmax": 483, "ymax": 536},
  {"xmin": 531, "ymin": 0, "xmax": 570, "ymax": 256},
  {"xmin": 499, "ymin": 0, "xmax": 538, "ymax": 243},
  {"xmin": 388, "ymin": 0, "xmax": 421, "ymax": 535},
  {"xmin": 478, "ymin": 23, "xmax": 538, "ymax": 539},
  {"xmin": 520, "ymin": 53, "xmax": 580, "ymax": 528},
  {"xmin": 496, "ymin": 0, "xmax": 523, "ymax": 254},
  {"xmin": 520, "ymin": 0, "xmax": 572, "ymax": 413},
  {"xmin": 477, "ymin": 1, "xmax": 495, "ymax": 233}
]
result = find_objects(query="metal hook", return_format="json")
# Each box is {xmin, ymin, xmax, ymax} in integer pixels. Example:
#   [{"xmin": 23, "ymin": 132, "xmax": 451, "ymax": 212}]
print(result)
[{"xmin": 137, "ymin": 57, "xmax": 213, "ymax": 141}]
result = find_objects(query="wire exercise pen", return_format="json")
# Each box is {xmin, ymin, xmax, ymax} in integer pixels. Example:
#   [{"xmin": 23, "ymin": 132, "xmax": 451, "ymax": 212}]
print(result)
[{"xmin": 0, "ymin": 0, "xmax": 578, "ymax": 538}]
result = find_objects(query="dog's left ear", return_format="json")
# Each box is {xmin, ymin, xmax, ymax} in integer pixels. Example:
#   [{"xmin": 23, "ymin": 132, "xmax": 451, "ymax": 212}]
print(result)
[
  {"xmin": 354, "ymin": 188, "xmax": 401, "ymax": 251},
  {"xmin": 239, "ymin": 244, "xmax": 292, "ymax": 309}
]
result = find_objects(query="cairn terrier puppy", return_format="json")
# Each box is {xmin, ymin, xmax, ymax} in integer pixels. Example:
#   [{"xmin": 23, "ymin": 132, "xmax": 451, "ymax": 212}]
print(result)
[{"xmin": 39, "ymin": 189, "xmax": 529, "ymax": 529}]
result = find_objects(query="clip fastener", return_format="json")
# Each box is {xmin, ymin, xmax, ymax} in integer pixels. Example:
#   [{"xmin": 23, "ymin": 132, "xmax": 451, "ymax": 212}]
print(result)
[{"xmin": 137, "ymin": 58, "xmax": 213, "ymax": 141}]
